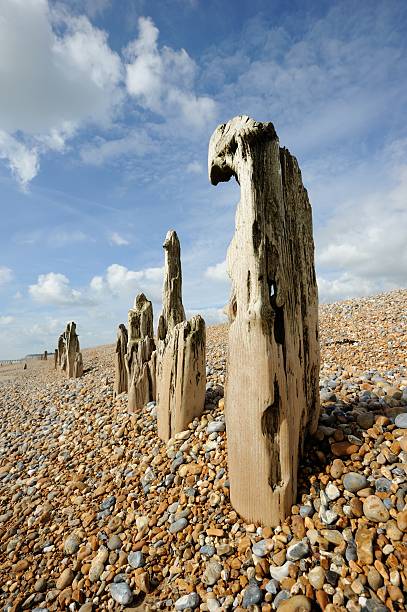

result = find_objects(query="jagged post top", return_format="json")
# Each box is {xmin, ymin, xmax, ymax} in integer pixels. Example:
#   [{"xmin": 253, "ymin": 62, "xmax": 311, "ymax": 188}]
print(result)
[
  {"xmin": 208, "ymin": 115, "xmax": 278, "ymax": 185},
  {"xmin": 163, "ymin": 229, "xmax": 180, "ymax": 252},
  {"xmin": 133, "ymin": 293, "xmax": 150, "ymax": 311},
  {"xmin": 66, "ymin": 321, "xmax": 77, "ymax": 334}
]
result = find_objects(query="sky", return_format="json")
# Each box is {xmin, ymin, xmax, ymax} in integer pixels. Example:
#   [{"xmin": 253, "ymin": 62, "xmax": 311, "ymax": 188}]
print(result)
[{"xmin": 0, "ymin": 0, "xmax": 406, "ymax": 359}]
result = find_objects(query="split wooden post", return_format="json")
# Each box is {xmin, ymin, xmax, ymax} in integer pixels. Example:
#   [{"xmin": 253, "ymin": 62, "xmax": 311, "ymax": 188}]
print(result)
[
  {"xmin": 208, "ymin": 116, "xmax": 320, "ymax": 526},
  {"xmin": 126, "ymin": 294, "xmax": 156, "ymax": 412},
  {"xmin": 156, "ymin": 230, "xmax": 206, "ymax": 441},
  {"xmin": 113, "ymin": 324, "xmax": 128, "ymax": 398}
]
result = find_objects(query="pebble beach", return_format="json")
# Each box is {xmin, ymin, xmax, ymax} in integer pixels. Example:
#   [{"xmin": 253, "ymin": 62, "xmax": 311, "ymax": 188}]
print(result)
[{"xmin": 1, "ymin": 289, "xmax": 406, "ymax": 612}]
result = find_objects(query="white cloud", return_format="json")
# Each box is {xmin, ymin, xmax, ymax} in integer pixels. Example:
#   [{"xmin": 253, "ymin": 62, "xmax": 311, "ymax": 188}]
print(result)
[
  {"xmin": 317, "ymin": 273, "xmax": 378, "ymax": 303},
  {"xmin": 109, "ymin": 232, "xmax": 130, "ymax": 246},
  {"xmin": 14, "ymin": 228, "xmax": 88, "ymax": 247},
  {"xmin": 205, "ymin": 259, "xmax": 228, "ymax": 282},
  {"xmin": 0, "ymin": 0, "xmax": 123, "ymax": 185},
  {"xmin": 0, "ymin": 266, "xmax": 13, "ymax": 286},
  {"xmin": 0, "ymin": 316, "xmax": 14, "ymax": 325},
  {"xmin": 80, "ymin": 129, "xmax": 156, "ymax": 165},
  {"xmin": 186, "ymin": 160, "xmax": 204, "ymax": 174},
  {"xmin": 316, "ymin": 151, "xmax": 407, "ymax": 300},
  {"xmin": 0, "ymin": 131, "xmax": 39, "ymax": 189},
  {"xmin": 124, "ymin": 16, "xmax": 216, "ymax": 129},
  {"xmin": 91, "ymin": 263, "xmax": 163, "ymax": 301},
  {"xmin": 29, "ymin": 272, "xmax": 84, "ymax": 306}
]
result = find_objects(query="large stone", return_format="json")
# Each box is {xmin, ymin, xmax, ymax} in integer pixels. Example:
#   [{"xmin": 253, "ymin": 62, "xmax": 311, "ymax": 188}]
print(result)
[
  {"xmin": 113, "ymin": 324, "xmax": 128, "ymax": 397},
  {"xmin": 363, "ymin": 495, "xmax": 390, "ymax": 522},
  {"xmin": 209, "ymin": 116, "xmax": 320, "ymax": 526}
]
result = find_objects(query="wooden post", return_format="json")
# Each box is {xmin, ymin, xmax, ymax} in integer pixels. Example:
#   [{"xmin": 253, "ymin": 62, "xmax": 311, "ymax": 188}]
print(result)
[
  {"xmin": 156, "ymin": 230, "xmax": 206, "ymax": 441},
  {"xmin": 208, "ymin": 116, "xmax": 320, "ymax": 526},
  {"xmin": 126, "ymin": 294, "xmax": 156, "ymax": 411},
  {"xmin": 114, "ymin": 324, "xmax": 128, "ymax": 398}
]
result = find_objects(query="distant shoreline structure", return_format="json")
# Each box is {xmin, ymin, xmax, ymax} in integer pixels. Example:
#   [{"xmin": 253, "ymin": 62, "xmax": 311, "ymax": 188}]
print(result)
[{"xmin": 0, "ymin": 351, "xmax": 54, "ymax": 366}]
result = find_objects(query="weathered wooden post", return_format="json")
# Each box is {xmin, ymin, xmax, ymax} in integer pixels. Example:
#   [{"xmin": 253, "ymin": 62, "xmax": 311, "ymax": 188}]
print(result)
[
  {"xmin": 66, "ymin": 322, "xmax": 80, "ymax": 378},
  {"xmin": 126, "ymin": 294, "xmax": 156, "ymax": 411},
  {"xmin": 114, "ymin": 324, "xmax": 128, "ymax": 398},
  {"xmin": 208, "ymin": 116, "xmax": 320, "ymax": 526},
  {"xmin": 54, "ymin": 349, "xmax": 58, "ymax": 370},
  {"xmin": 156, "ymin": 230, "xmax": 206, "ymax": 441}
]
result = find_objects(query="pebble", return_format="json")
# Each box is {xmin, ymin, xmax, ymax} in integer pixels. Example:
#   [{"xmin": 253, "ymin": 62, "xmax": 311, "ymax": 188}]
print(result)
[
  {"xmin": 363, "ymin": 495, "xmax": 390, "ymax": 522},
  {"xmin": 207, "ymin": 420, "xmax": 225, "ymax": 433},
  {"xmin": 342, "ymin": 472, "xmax": 368, "ymax": 493},
  {"xmin": 286, "ymin": 539, "xmax": 309, "ymax": 561},
  {"xmin": 394, "ymin": 413, "xmax": 407, "ymax": 428},
  {"xmin": 252, "ymin": 538, "xmax": 273, "ymax": 557},
  {"xmin": 128, "ymin": 551, "xmax": 145, "ymax": 568},
  {"xmin": 269, "ymin": 561, "xmax": 292, "ymax": 581},
  {"xmin": 242, "ymin": 582, "xmax": 263, "ymax": 607},
  {"xmin": 277, "ymin": 595, "xmax": 312, "ymax": 611},
  {"xmin": 202, "ymin": 560, "xmax": 222, "ymax": 586},
  {"xmin": 109, "ymin": 582, "xmax": 133, "ymax": 605},
  {"xmin": 175, "ymin": 593, "xmax": 200, "ymax": 610},
  {"xmin": 308, "ymin": 565, "xmax": 325, "ymax": 590},
  {"xmin": 63, "ymin": 532, "xmax": 80, "ymax": 555},
  {"xmin": 169, "ymin": 518, "xmax": 188, "ymax": 533},
  {"xmin": 56, "ymin": 567, "xmax": 74, "ymax": 590}
]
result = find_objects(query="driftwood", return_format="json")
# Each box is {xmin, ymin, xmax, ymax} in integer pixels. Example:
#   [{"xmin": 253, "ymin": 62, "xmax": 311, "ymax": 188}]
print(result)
[
  {"xmin": 208, "ymin": 115, "xmax": 320, "ymax": 526},
  {"xmin": 66, "ymin": 322, "xmax": 80, "ymax": 378},
  {"xmin": 74, "ymin": 352, "xmax": 83, "ymax": 378},
  {"xmin": 157, "ymin": 315, "xmax": 206, "ymax": 441},
  {"xmin": 56, "ymin": 322, "xmax": 83, "ymax": 379},
  {"xmin": 126, "ymin": 294, "xmax": 156, "ymax": 412},
  {"xmin": 157, "ymin": 230, "xmax": 186, "ymax": 340},
  {"xmin": 114, "ymin": 324, "xmax": 128, "ymax": 398},
  {"xmin": 57, "ymin": 334, "xmax": 65, "ymax": 367},
  {"xmin": 156, "ymin": 230, "xmax": 206, "ymax": 441}
]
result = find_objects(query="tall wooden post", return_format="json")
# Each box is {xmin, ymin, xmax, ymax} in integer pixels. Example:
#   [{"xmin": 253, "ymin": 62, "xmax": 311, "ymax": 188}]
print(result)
[{"xmin": 208, "ymin": 116, "xmax": 320, "ymax": 526}]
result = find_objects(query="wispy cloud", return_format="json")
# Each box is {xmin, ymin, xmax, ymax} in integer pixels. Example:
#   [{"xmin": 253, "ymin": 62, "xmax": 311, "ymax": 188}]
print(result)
[
  {"xmin": 109, "ymin": 232, "xmax": 130, "ymax": 246},
  {"xmin": 124, "ymin": 16, "xmax": 216, "ymax": 129},
  {"xmin": 0, "ymin": 266, "xmax": 13, "ymax": 286}
]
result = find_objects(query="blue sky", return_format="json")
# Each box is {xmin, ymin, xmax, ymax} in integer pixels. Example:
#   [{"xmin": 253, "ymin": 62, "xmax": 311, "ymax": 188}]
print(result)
[{"xmin": 0, "ymin": 0, "xmax": 406, "ymax": 359}]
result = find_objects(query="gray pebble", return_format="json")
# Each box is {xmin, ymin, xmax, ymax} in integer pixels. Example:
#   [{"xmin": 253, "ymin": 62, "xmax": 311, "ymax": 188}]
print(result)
[
  {"xmin": 169, "ymin": 518, "xmax": 188, "ymax": 533},
  {"xmin": 343, "ymin": 472, "xmax": 368, "ymax": 493},
  {"xmin": 242, "ymin": 582, "xmax": 263, "ymax": 607},
  {"xmin": 395, "ymin": 413, "xmax": 407, "ymax": 428},
  {"xmin": 128, "ymin": 551, "xmax": 145, "ymax": 568},
  {"xmin": 109, "ymin": 582, "xmax": 133, "ymax": 605},
  {"xmin": 286, "ymin": 539, "xmax": 309, "ymax": 561}
]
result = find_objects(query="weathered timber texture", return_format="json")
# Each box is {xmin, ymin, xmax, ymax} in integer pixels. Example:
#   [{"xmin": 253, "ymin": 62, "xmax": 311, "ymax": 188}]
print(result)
[
  {"xmin": 156, "ymin": 230, "xmax": 206, "ymax": 441},
  {"xmin": 54, "ymin": 349, "xmax": 58, "ymax": 369},
  {"xmin": 126, "ymin": 294, "xmax": 156, "ymax": 412},
  {"xmin": 114, "ymin": 324, "xmax": 128, "ymax": 398},
  {"xmin": 66, "ymin": 322, "xmax": 80, "ymax": 378},
  {"xmin": 57, "ymin": 323, "xmax": 83, "ymax": 379},
  {"xmin": 208, "ymin": 115, "xmax": 320, "ymax": 526},
  {"xmin": 157, "ymin": 315, "xmax": 206, "ymax": 441},
  {"xmin": 74, "ymin": 352, "xmax": 83, "ymax": 378},
  {"xmin": 157, "ymin": 230, "xmax": 186, "ymax": 341},
  {"xmin": 57, "ymin": 334, "xmax": 65, "ymax": 367}
]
